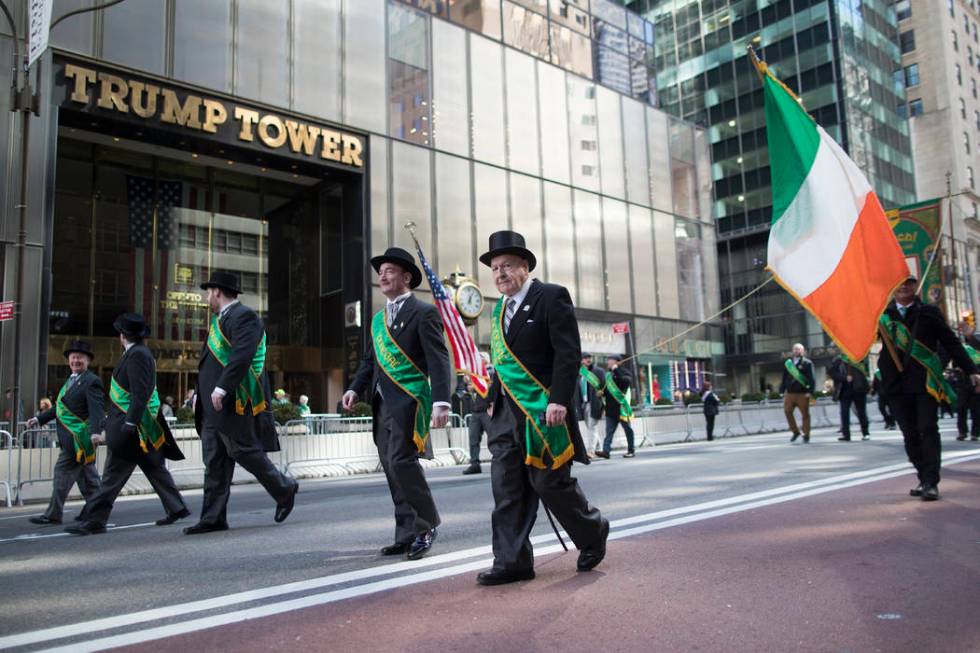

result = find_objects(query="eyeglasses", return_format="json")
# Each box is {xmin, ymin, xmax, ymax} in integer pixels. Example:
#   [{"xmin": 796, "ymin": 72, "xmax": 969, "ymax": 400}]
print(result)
[{"xmin": 491, "ymin": 262, "xmax": 517, "ymax": 274}]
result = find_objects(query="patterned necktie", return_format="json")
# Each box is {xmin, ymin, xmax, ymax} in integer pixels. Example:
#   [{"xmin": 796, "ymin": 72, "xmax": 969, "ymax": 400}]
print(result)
[
  {"xmin": 504, "ymin": 298, "xmax": 517, "ymax": 333},
  {"xmin": 898, "ymin": 305, "xmax": 907, "ymax": 318},
  {"xmin": 387, "ymin": 299, "xmax": 404, "ymax": 327}
]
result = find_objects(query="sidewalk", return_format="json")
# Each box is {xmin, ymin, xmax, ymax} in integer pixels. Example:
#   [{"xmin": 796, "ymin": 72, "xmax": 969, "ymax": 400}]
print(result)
[{"xmin": 121, "ymin": 459, "xmax": 980, "ymax": 653}]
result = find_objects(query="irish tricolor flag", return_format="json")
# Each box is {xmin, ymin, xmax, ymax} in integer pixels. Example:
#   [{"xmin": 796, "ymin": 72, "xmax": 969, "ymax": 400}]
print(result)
[{"xmin": 761, "ymin": 62, "xmax": 908, "ymax": 360}]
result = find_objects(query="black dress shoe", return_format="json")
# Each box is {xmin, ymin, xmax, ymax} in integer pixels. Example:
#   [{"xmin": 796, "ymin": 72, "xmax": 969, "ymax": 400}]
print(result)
[
  {"xmin": 156, "ymin": 508, "xmax": 191, "ymax": 526},
  {"xmin": 476, "ymin": 568, "xmax": 536, "ymax": 586},
  {"xmin": 462, "ymin": 464, "xmax": 482, "ymax": 475},
  {"xmin": 29, "ymin": 515, "xmax": 60, "ymax": 525},
  {"xmin": 838, "ymin": 436, "xmax": 851, "ymax": 441},
  {"xmin": 594, "ymin": 451, "xmax": 610, "ymax": 459},
  {"xmin": 802, "ymin": 435, "xmax": 810, "ymax": 443},
  {"xmin": 407, "ymin": 528, "xmax": 437, "ymax": 560},
  {"xmin": 380, "ymin": 542, "xmax": 411, "ymax": 556},
  {"xmin": 921, "ymin": 485, "xmax": 940, "ymax": 501},
  {"xmin": 275, "ymin": 482, "xmax": 299, "ymax": 523},
  {"xmin": 623, "ymin": 451, "xmax": 635, "ymax": 458},
  {"xmin": 861, "ymin": 434, "xmax": 870, "ymax": 441},
  {"xmin": 577, "ymin": 518, "xmax": 610, "ymax": 572},
  {"xmin": 65, "ymin": 521, "xmax": 106, "ymax": 536},
  {"xmin": 909, "ymin": 484, "xmax": 924, "ymax": 497},
  {"xmin": 789, "ymin": 432, "xmax": 800, "ymax": 443},
  {"xmin": 183, "ymin": 521, "xmax": 229, "ymax": 535}
]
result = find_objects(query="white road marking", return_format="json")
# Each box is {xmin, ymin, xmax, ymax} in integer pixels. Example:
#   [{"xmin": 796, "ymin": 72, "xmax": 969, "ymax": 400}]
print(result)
[{"xmin": 5, "ymin": 451, "xmax": 979, "ymax": 652}]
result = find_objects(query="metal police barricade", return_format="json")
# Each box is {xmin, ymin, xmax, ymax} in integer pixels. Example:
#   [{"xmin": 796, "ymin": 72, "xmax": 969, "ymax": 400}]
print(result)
[
  {"xmin": 278, "ymin": 414, "xmax": 381, "ymax": 475},
  {"xmin": 13, "ymin": 424, "xmax": 108, "ymax": 505},
  {"xmin": 0, "ymin": 430, "xmax": 13, "ymax": 507},
  {"xmin": 162, "ymin": 421, "xmax": 206, "ymax": 487}
]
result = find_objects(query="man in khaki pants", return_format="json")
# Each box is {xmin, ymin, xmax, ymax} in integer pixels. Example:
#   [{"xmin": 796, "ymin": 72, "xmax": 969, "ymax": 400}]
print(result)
[{"xmin": 780, "ymin": 343, "xmax": 815, "ymax": 443}]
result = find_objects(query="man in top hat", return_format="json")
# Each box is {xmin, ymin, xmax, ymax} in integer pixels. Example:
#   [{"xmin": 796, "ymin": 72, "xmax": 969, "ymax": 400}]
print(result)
[
  {"xmin": 477, "ymin": 230, "xmax": 608, "ymax": 586},
  {"xmin": 343, "ymin": 247, "xmax": 452, "ymax": 560},
  {"xmin": 879, "ymin": 275, "xmax": 980, "ymax": 500},
  {"xmin": 66, "ymin": 314, "xmax": 189, "ymax": 535},
  {"xmin": 598, "ymin": 353, "xmax": 636, "ymax": 459},
  {"xmin": 574, "ymin": 353, "xmax": 605, "ymax": 458},
  {"xmin": 187, "ymin": 271, "xmax": 299, "ymax": 534},
  {"xmin": 26, "ymin": 341, "xmax": 103, "ymax": 525}
]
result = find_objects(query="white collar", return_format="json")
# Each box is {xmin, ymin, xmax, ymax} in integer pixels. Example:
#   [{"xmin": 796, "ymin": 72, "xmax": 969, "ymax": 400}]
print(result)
[
  {"xmin": 896, "ymin": 301, "xmax": 913, "ymax": 310},
  {"xmin": 504, "ymin": 279, "xmax": 533, "ymax": 310},
  {"xmin": 124, "ymin": 341, "xmax": 135, "ymax": 351},
  {"xmin": 386, "ymin": 291, "xmax": 412, "ymax": 306},
  {"xmin": 219, "ymin": 299, "xmax": 240, "ymax": 318}
]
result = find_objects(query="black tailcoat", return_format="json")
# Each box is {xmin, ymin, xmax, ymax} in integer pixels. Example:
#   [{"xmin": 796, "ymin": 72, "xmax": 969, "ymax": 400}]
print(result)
[{"xmin": 37, "ymin": 369, "xmax": 104, "ymax": 452}]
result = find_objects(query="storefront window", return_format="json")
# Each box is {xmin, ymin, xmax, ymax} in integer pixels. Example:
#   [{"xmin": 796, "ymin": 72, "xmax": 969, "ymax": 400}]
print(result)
[
  {"xmin": 174, "ymin": 0, "xmax": 232, "ymax": 93},
  {"xmin": 389, "ymin": 2, "xmax": 432, "ymax": 146},
  {"xmin": 391, "ymin": 141, "xmax": 432, "ymax": 251},
  {"xmin": 473, "ymin": 163, "xmax": 508, "ymax": 291},
  {"xmin": 435, "ymin": 153, "xmax": 474, "ymax": 275}
]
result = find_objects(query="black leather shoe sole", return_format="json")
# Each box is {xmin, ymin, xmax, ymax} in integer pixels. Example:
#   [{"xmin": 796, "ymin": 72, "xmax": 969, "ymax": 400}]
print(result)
[
  {"xmin": 909, "ymin": 485, "xmax": 923, "ymax": 497},
  {"xmin": 380, "ymin": 542, "xmax": 411, "ymax": 556},
  {"xmin": 477, "ymin": 569, "xmax": 536, "ymax": 586},
  {"xmin": 183, "ymin": 522, "xmax": 229, "ymax": 535},
  {"xmin": 275, "ymin": 482, "xmax": 299, "ymax": 523},
  {"xmin": 65, "ymin": 523, "xmax": 106, "ymax": 536},
  {"xmin": 156, "ymin": 508, "xmax": 191, "ymax": 526}
]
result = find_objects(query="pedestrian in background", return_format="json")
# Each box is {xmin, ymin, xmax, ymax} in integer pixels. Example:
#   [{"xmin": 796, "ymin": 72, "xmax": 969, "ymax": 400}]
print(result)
[
  {"xmin": 160, "ymin": 396, "xmax": 175, "ymax": 420},
  {"xmin": 298, "ymin": 395, "xmax": 311, "ymax": 417},
  {"xmin": 182, "ymin": 389, "xmax": 195, "ymax": 410},
  {"xmin": 955, "ymin": 322, "xmax": 980, "ymax": 441},
  {"xmin": 599, "ymin": 354, "xmax": 636, "ymax": 459},
  {"xmin": 701, "ymin": 381, "xmax": 720, "ymax": 441},
  {"xmin": 871, "ymin": 370, "xmax": 896, "ymax": 429},
  {"xmin": 463, "ymin": 353, "xmax": 494, "ymax": 475},
  {"xmin": 575, "ymin": 353, "xmax": 605, "ymax": 458},
  {"xmin": 830, "ymin": 354, "xmax": 871, "ymax": 441},
  {"xmin": 780, "ymin": 343, "xmax": 815, "ymax": 443}
]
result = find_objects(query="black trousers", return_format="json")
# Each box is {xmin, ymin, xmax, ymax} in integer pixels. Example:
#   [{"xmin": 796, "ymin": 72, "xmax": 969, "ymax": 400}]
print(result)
[
  {"xmin": 80, "ymin": 448, "xmax": 186, "ymax": 525},
  {"xmin": 603, "ymin": 414, "xmax": 635, "ymax": 453},
  {"xmin": 888, "ymin": 394, "xmax": 942, "ymax": 486},
  {"xmin": 199, "ymin": 421, "xmax": 296, "ymax": 526},
  {"xmin": 42, "ymin": 449, "xmax": 100, "ymax": 521},
  {"xmin": 488, "ymin": 401, "xmax": 604, "ymax": 572},
  {"xmin": 376, "ymin": 400, "xmax": 440, "ymax": 544},
  {"xmin": 839, "ymin": 393, "xmax": 869, "ymax": 438},
  {"xmin": 956, "ymin": 391, "xmax": 980, "ymax": 437},
  {"xmin": 468, "ymin": 412, "xmax": 492, "ymax": 464},
  {"xmin": 877, "ymin": 394, "xmax": 895, "ymax": 427},
  {"xmin": 705, "ymin": 413, "xmax": 715, "ymax": 440}
]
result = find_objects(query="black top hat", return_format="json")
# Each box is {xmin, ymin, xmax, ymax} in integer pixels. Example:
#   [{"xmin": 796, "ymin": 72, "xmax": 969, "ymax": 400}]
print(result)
[
  {"xmin": 113, "ymin": 312, "xmax": 150, "ymax": 339},
  {"xmin": 200, "ymin": 271, "xmax": 242, "ymax": 295},
  {"xmin": 606, "ymin": 353, "xmax": 623, "ymax": 361},
  {"xmin": 479, "ymin": 230, "xmax": 537, "ymax": 271},
  {"xmin": 63, "ymin": 340, "xmax": 95, "ymax": 361},
  {"xmin": 370, "ymin": 247, "xmax": 423, "ymax": 289}
]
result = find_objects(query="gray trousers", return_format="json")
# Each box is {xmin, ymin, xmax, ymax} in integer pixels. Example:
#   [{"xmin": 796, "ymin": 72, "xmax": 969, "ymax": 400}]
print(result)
[
  {"xmin": 199, "ymin": 421, "xmax": 295, "ymax": 525},
  {"xmin": 376, "ymin": 401, "xmax": 440, "ymax": 544},
  {"xmin": 43, "ymin": 448, "xmax": 101, "ymax": 521},
  {"xmin": 468, "ymin": 412, "xmax": 492, "ymax": 464},
  {"xmin": 489, "ymin": 401, "xmax": 605, "ymax": 572},
  {"xmin": 80, "ymin": 449, "xmax": 186, "ymax": 525}
]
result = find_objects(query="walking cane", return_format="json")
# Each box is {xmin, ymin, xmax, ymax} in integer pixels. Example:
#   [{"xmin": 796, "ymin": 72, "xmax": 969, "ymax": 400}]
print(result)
[{"xmin": 543, "ymin": 503, "xmax": 568, "ymax": 552}]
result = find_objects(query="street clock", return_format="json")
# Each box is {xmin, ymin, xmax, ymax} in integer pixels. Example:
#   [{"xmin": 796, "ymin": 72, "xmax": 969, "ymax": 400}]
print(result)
[{"xmin": 442, "ymin": 267, "xmax": 484, "ymax": 325}]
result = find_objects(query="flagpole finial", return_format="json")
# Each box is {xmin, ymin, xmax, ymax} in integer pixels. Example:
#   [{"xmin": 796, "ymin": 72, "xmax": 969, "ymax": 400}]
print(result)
[{"xmin": 403, "ymin": 221, "xmax": 421, "ymax": 248}]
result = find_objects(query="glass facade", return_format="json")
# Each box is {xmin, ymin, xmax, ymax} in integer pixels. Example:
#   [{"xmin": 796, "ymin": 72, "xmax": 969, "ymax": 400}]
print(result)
[{"xmin": 0, "ymin": 0, "xmax": 721, "ymax": 411}]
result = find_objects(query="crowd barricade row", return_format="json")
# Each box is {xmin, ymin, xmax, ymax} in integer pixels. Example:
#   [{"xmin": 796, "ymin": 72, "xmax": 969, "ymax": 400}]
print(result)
[{"xmin": 0, "ymin": 398, "xmax": 889, "ymax": 505}]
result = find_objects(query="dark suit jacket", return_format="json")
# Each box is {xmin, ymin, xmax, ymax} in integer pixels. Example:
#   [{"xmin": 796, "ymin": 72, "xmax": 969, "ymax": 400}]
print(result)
[
  {"xmin": 195, "ymin": 301, "xmax": 274, "ymax": 446},
  {"xmin": 879, "ymin": 300, "xmax": 978, "ymax": 397},
  {"xmin": 779, "ymin": 357, "xmax": 815, "ymax": 394},
  {"xmin": 603, "ymin": 366, "xmax": 632, "ymax": 421},
  {"xmin": 489, "ymin": 279, "xmax": 589, "ymax": 466},
  {"xmin": 349, "ymin": 294, "xmax": 452, "ymax": 459},
  {"xmin": 107, "ymin": 344, "xmax": 184, "ymax": 462},
  {"xmin": 37, "ymin": 369, "xmax": 104, "ymax": 453},
  {"xmin": 573, "ymin": 365, "xmax": 605, "ymax": 421},
  {"xmin": 702, "ymin": 390, "xmax": 720, "ymax": 416},
  {"xmin": 829, "ymin": 356, "xmax": 870, "ymax": 399}
]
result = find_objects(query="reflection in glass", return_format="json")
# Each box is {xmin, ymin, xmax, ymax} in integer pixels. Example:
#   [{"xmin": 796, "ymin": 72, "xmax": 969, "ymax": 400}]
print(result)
[
  {"xmin": 543, "ymin": 182, "xmax": 576, "ymax": 300},
  {"xmin": 509, "ymin": 173, "xmax": 543, "ymax": 263},
  {"xmin": 505, "ymin": 49, "xmax": 541, "ymax": 175},
  {"xmin": 597, "ymin": 86, "xmax": 625, "ymax": 199},
  {"xmin": 537, "ymin": 61, "xmax": 571, "ymax": 184},
  {"xmin": 470, "ymin": 35, "xmax": 507, "ymax": 166},
  {"xmin": 432, "ymin": 20, "xmax": 470, "ymax": 157},
  {"xmin": 567, "ymin": 76, "xmax": 600, "ymax": 192},
  {"xmin": 628, "ymin": 204, "xmax": 657, "ymax": 315},
  {"xmin": 574, "ymin": 190, "xmax": 604, "ymax": 309},
  {"xmin": 236, "ymin": 0, "xmax": 289, "ymax": 104},
  {"xmin": 653, "ymin": 210, "xmax": 679, "ymax": 318},
  {"xmin": 50, "ymin": 0, "xmax": 93, "ymax": 54},
  {"xmin": 389, "ymin": 3, "xmax": 432, "ymax": 146},
  {"xmin": 451, "ymin": 0, "xmax": 502, "ymax": 40},
  {"xmin": 435, "ymin": 153, "xmax": 474, "ymax": 275},
  {"xmin": 590, "ymin": 0, "xmax": 626, "ymax": 29},
  {"xmin": 594, "ymin": 46, "xmax": 632, "ymax": 96},
  {"xmin": 549, "ymin": 0, "xmax": 590, "ymax": 35},
  {"xmin": 503, "ymin": 2, "xmax": 550, "ymax": 59},
  {"xmin": 647, "ymin": 107, "xmax": 673, "ymax": 211},
  {"xmin": 675, "ymin": 219, "xmax": 704, "ymax": 321},
  {"xmin": 345, "ymin": 0, "xmax": 388, "ymax": 133},
  {"xmin": 550, "ymin": 24, "xmax": 593, "ymax": 77},
  {"xmin": 294, "ymin": 0, "xmax": 342, "ymax": 121},
  {"xmin": 474, "ymin": 163, "xmax": 508, "ymax": 291},
  {"xmin": 175, "ymin": 0, "xmax": 231, "ymax": 92},
  {"xmin": 602, "ymin": 198, "xmax": 631, "ymax": 313},
  {"xmin": 102, "ymin": 0, "xmax": 165, "ymax": 74},
  {"xmin": 371, "ymin": 138, "xmax": 390, "ymax": 251},
  {"xmin": 670, "ymin": 119, "xmax": 697, "ymax": 218},
  {"xmin": 391, "ymin": 141, "xmax": 432, "ymax": 252}
]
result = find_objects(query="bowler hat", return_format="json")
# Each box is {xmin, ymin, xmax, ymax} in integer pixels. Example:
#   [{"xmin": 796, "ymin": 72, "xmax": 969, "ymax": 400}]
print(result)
[
  {"xmin": 370, "ymin": 247, "xmax": 423, "ymax": 289},
  {"xmin": 113, "ymin": 312, "xmax": 150, "ymax": 339},
  {"xmin": 479, "ymin": 230, "xmax": 536, "ymax": 271},
  {"xmin": 63, "ymin": 340, "xmax": 95, "ymax": 361},
  {"xmin": 200, "ymin": 270, "xmax": 242, "ymax": 295}
]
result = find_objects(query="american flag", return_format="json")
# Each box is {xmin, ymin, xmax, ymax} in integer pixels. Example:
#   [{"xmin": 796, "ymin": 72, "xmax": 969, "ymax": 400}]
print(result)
[{"xmin": 416, "ymin": 245, "xmax": 489, "ymax": 397}]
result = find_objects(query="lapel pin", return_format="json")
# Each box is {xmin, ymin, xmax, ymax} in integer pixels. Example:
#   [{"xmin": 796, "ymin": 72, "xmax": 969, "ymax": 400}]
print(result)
[
  {"xmin": 399, "ymin": 322, "xmax": 404, "ymax": 329},
  {"xmin": 523, "ymin": 305, "xmax": 530, "ymax": 312}
]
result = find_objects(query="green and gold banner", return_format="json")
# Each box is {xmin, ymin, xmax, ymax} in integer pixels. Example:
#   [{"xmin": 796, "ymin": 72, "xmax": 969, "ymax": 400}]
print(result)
[
  {"xmin": 109, "ymin": 377, "xmax": 165, "ymax": 454},
  {"xmin": 371, "ymin": 310, "xmax": 432, "ymax": 455},
  {"xmin": 886, "ymin": 199, "xmax": 944, "ymax": 308}
]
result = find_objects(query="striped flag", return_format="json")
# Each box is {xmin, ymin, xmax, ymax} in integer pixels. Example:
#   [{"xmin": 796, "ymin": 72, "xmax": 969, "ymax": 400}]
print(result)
[
  {"xmin": 759, "ymin": 60, "xmax": 908, "ymax": 360},
  {"xmin": 416, "ymin": 245, "xmax": 489, "ymax": 397}
]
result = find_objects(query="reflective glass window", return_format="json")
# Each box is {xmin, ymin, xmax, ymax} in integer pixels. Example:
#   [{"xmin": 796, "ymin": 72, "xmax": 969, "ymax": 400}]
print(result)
[
  {"xmin": 174, "ymin": 0, "xmax": 231, "ymax": 91},
  {"xmin": 473, "ymin": 163, "xmax": 508, "ymax": 291},
  {"xmin": 590, "ymin": 0, "xmax": 627, "ymax": 29},
  {"xmin": 435, "ymin": 153, "xmax": 474, "ymax": 275},
  {"xmin": 432, "ymin": 20, "xmax": 470, "ymax": 157},
  {"xmin": 371, "ymin": 137, "xmax": 390, "ymax": 251},
  {"xmin": 102, "ymin": 0, "xmax": 165, "ymax": 75},
  {"xmin": 537, "ymin": 61, "xmax": 571, "ymax": 184},
  {"xmin": 676, "ymin": 219, "xmax": 704, "ymax": 321},
  {"xmin": 345, "ymin": 0, "xmax": 387, "ymax": 133},
  {"xmin": 50, "ymin": 0, "xmax": 93, "ymax": 54},
  {"xmin": 670, "ymin": 119, "xmax": 697, "ymax": 218},
  {"xmin": 236, "ymin": 0, "xmax": 289, "ymax": 104},
  {"xmin": 503, "ymin": 1, "xmax": 550, "ymax": 59},
  {"xmin": 653, "ymin": 210, "xmax": 679, "ymax": 319},
  {"xmin": 550, "ymin": 24, "xmax": 593, "ymax": 77},
  {"xmin": 574, "ymin": 190, "xmax": 604, "ymax": 309},
  {"xmin": 294, "ymin": 0, "xmax": 342, "ymax": 121},
  {"xmin": 628, "ymin": 204, "xmax": 657, "ymax": 315},
  {"xmin": 694, "ymin": 127, "xmax": 713, "ymax": 222},
  {"xmin": 510, "ymin": 173, "xmax": 544, "ymax": 269},
  {"xmin": 549, "ymin": 0, "xmax": 590, "ymax": 35},
  {"xmin": 602, "ymin": 198, "xmax": 631, "ymax": 313},
  {"xmin": 647, "ymin": 107, "xmax": 673, "ymax": 211},
  {"xmin": 505, "ymin": 49, "xmax": 541, "ymax": 175},
  {"xmin": 567, "ymin": 76, "xmax": 600, "ymax": 191},
  {"xmin": 622, "ymin": 98, "xmax": 650, "ymax": 206},
  {"xmin": 391, "ymin": 141, "xmax": 432, "ymax": 252},
  {"xmin": 451, "ymin": 0, "xmax": 502, "ymax": 40},
  {"xmin": 470, "ymin": 35, "xmax": 506, "ymax": 167},
  {"xmin": 597, "ymin": 86, "xmax": 626, "ymax": 199},
  {"xmin": 389, "ymin": 3, "xmax": 432, "ymax": 146},
  {"xmin": 595, "ymin": 46, "xmax": 632, "ymax": 95},
  {"xmin": 543, "ymin": 181, "xmax": 576, "ymax": 299}
]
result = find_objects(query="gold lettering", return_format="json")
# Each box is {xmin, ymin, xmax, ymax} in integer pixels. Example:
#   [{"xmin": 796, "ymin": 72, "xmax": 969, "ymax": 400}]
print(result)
[
  {"xmin": 64, "ymin": 64, "xmax": 97, "ymax": 104},
  {"xmin": 96, "ymin": 73, "xmax": 129, "ymax": 113},
  {"xmin": 202, "ymin": 99, "xmax": 228, "ymax": 134},
  {"xmin": 258, "ymin": 114, "xmax": 287, "ymax": 148},
  {"xmin": 160, "ymin": 89, "xmax": 202, "ymax": 129},
  {"xmin": 128, "ymin": 81, "xmax": 159, "ymax": 118},
  {"xmin": 285, "ymin": 120, "xmax": 321, "ymax": 155},
  {"xmin": 234, "ymin": 107, "xmax": 260, "ymax": 141},
  {"xmin": 321, "ymin": 129, "xmax": 341, "ymax": 161},
  {"xmin": 341, "ymin": 134, "xmax": 364, "ymax": 167}
]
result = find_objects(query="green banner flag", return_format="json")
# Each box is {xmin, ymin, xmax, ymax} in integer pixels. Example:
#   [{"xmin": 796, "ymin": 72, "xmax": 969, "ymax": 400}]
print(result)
[{"xmin": 887, "ymin": 200, "xmax": 944, "ymax": 308}]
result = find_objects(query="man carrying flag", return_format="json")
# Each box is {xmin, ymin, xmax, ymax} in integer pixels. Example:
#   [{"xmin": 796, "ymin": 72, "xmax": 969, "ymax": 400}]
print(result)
[{"xmin": 879, "ymin": 275, "xmax": 980, "ymax": 500}]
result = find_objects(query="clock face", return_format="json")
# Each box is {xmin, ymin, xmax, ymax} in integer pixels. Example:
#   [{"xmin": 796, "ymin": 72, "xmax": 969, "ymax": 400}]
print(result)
[{"xmin": 456, "ymin": 283, "xmax": 484, "ymax": 319}]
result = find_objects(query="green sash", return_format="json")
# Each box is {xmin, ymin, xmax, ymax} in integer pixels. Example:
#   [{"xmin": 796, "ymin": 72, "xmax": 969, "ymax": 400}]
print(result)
[
  {"xmin": 491, "ymin": 298, "xmax": 574, "ymax": 470},
  {"xmin": 207, "ymin": 313, "xmax": 267, "ymax": 416},
  {"xmin": 783, "ymin": 358, "xmax": 813, "ymax": 392},
  {"xmin": 371, "ymin": 310, "xmax": 432, "ymax": 455},
  {"xmin": 965, "ymin": 344, "xmax": 980, "ymax": 367},
  {"xmin": 841, "ymin": 354, "xmax": 869, "ymax": 378},
  {"xmin": 109, "ymin": 377, "xmax": 165, "ymax": 454},
  {"xmin": 55, "ymin": 376, "xmax": 95, "ymax": 465},
  {"xmin": 604, "ymin": 373, "xmax": 633, "ymax": 422},
  {"xmin": 879, "ymin": 313, "xmax": 956, "ymax": 405},
  {"xmin": 580, "ymin": 365, "xmax": 604, "ymax": 405}
]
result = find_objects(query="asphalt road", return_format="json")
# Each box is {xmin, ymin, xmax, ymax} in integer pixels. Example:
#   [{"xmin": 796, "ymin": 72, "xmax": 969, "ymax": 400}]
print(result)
[{"xmin": 1, "ymin": 420, "xmax": 978, "ymax": 652}]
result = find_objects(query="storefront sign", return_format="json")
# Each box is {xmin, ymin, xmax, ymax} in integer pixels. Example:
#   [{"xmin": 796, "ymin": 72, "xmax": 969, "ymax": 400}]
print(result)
[
  {"xmin": 28, "ymin": 0, "xmax": 53, "ymax": 68},
  {"xmin": 0, "ymin": 301, "xmax": 14, "ymax": 321},
  {"xmin": 579, "ymin": 321, "xmax": 626, "ymax": 355},
  {"xmin": 611, "ymin": 322, "xmax": 630, "ymax": 334},
  {"xmin": 58, "ymin": 60, "xmax": 365, "ymax": 171}
]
